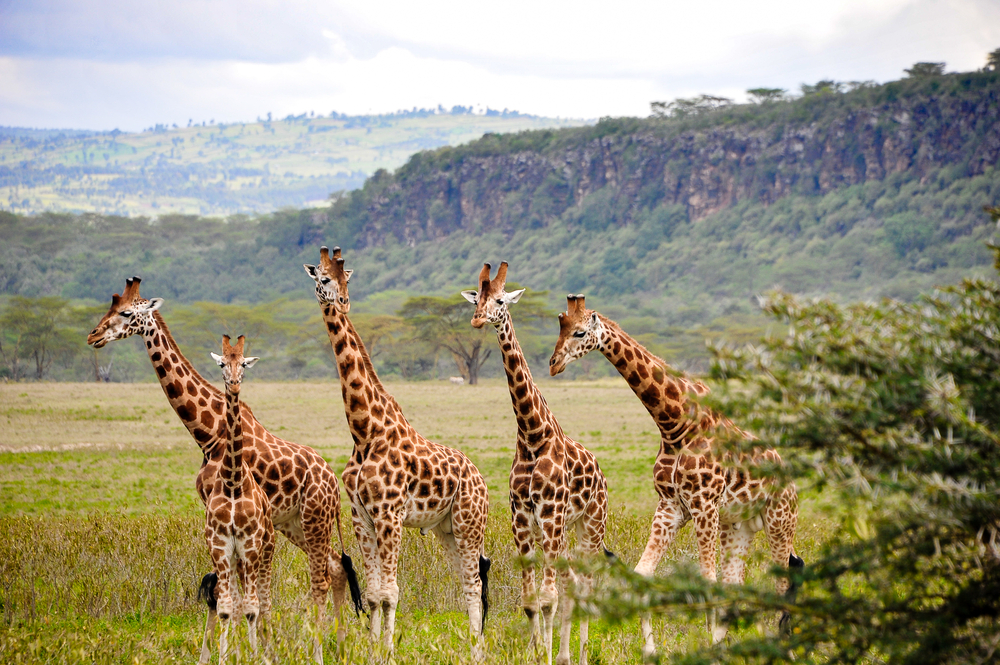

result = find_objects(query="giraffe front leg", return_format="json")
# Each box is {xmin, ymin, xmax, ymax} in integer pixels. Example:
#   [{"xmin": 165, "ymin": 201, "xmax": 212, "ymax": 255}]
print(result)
[
  {"xmin": 555, "ymin": 565, "xmax": 574, "ymax": 665},
  {"xmin": 511, "ymin": 504, "xmax": 541, "ymax": 650},
  {"xmin": 373, "ymin": 510, "xmax": 404, "ymax": 653},
  {"xmin": 636, "ymin": 497, "xmax": 688, "ymax": 658},
  {"xmin": 689, "ymin": 504, "xmax": 723, "ymax": 643},
  {"xmin": 537, "ymin": 501, "xmax": 567, "ymax": 665}
]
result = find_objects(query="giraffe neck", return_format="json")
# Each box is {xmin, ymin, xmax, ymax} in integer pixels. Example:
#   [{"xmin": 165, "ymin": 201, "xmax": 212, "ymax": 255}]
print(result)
[
  {"xmin": 222, "ymin": 384, "xmax": 243, "ymax": 498},
  {"xmin": 142, "ymin": 311, "xmax": 223, "ymax": 455},
  {"xmin": 494, "ymin": 310, "xmax": 561, "ymax": 449},
  {"xmin": 595, "ymin": 314, "xmax": 702, "ymax": 452},
  {"xmin": 321, "ymin": 304, "xmax": 406, "ymax": 447}
]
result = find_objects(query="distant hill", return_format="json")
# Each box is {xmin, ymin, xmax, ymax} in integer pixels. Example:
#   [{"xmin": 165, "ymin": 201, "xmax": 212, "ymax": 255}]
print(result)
[
  {"xmin": 0, "ymin": 110, "xmax": 586, "ymax": 216},
  {"xmin": 2, "ymin": 70, "xmax": 999, "ymax": 372}
]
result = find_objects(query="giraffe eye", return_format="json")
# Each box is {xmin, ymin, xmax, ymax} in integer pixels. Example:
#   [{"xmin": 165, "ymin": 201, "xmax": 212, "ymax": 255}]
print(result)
[
  {"xmin": 495, "ymin": 299, "xmax": 503, "ymax": 305},
  {"xmin": 321, "ymin": 278, "xmax": 331, "ymax": 285},
  {"xmin": 573, "ymin": 330, "xmax": 586, "ymax": 338},
  {"xmin": 122, "ymin": 310, "xmax": 133, "ymax": 317}
]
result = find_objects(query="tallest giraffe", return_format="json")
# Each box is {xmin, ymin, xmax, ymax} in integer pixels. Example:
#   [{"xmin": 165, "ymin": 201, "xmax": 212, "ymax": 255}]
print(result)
[
  {"xmin": 304, "ymin": 246, "xmax": 491, "ymax": 661},
  {"xmin": 549, "ymin": 294, "xmax": 800, "ymax": 655}
]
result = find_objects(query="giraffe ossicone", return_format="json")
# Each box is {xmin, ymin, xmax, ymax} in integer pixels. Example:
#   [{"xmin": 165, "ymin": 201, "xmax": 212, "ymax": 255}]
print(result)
[
  {"xmin": 466, "ymin": 262, "xmax": 611, "ymax": 665},
  {"xmin": 305, "ymin": 246, "xmax": 492, "ymax": 661},
  {"xmin": 549, "ymin": 294, "xmax": 801, "ymax": 655},
  {"xmin": 87, "ymin": 276, "xmax": 362, "ymax": 665}
]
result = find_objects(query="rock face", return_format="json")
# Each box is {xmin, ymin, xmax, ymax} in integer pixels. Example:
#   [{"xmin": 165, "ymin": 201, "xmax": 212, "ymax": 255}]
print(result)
[{"xmin": 337, "ymin": 73, "xmax": 1000, "ymax": 248}]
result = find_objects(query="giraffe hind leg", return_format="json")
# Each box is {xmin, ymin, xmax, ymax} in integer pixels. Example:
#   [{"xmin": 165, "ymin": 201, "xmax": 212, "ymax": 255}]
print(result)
[{"xmin": 779, "ymin": 553, "xmax": 805, "ymax": 634}]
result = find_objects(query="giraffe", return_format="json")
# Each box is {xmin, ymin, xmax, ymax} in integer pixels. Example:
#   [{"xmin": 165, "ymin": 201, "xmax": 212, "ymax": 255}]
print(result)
[
  {"xmin": 87, "ymin": 277, "xmax": 362, "ymax": 664},
  {"xmin": 199, "ymin": 334, "xmax": 274, "ymax": 664},
  {"xmin": 303, "ymin": 246, "xmax": 491, "ymax": 659},
  {"xmin": 461, "ymin": 262, "xmax": 611, "ymax": 665},
  {"xmin": 548, "ymin": 294, "xmax": 802, "ymax": 655}
]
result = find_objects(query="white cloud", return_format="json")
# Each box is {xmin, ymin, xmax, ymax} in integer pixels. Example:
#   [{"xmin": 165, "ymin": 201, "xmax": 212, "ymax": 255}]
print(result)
[{"xmin": 0, "ymin": 0, "xmax": 997, "ymax": 130}]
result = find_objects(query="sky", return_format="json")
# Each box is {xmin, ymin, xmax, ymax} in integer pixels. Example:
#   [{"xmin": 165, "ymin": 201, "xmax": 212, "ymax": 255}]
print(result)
[{"xmin": 0, "ymin": 0, "xmax": 998, "ymax": 131}]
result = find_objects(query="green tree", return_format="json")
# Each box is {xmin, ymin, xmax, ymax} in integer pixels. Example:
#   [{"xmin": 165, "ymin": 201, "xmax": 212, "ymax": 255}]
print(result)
[
  {"xmin": 169, "ymin": 300, "xmax": 299, "ymax": 377},
  {"xmin": 986, "ymin": 48, "xmax": 1000, "ymax": 72},
  {"xmin": 800, "ymin": 79, "xmax": 843, "ymax": 95},
  {"xmin": 746, "ymin": 88, "xmax": 786, "ymax": 104},
  {"xmin": 905, "ymin": 61, "xmax": 946, "ymax": 78},
  {"xmin": 650, "ymin": 95, "xmax": 733, "ymax": 119},
  {"xmin": 589, "ymin": 221, "xmax": 1000, "ymax": 663},
  {"xmin": 399, "ymin": 284, "xmax": 553, "ymax": 384},
  {"xmin": 0, "ymin": 296, "xmax": 81, "ymax": 380}
]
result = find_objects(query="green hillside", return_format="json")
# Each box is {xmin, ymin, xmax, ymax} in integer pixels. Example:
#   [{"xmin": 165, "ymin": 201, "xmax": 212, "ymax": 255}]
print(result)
[
  {"xmin": 0, "ymin": 110, "xmax": 584, "ymax": 216},
  {"xmin": 2, "ymin": 69, "xmax": 999, "ymax": 382}
]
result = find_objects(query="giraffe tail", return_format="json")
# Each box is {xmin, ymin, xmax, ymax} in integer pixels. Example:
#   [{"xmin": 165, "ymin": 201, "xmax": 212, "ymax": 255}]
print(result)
[
  {"xmin": 479, "ymin": 555, "xmax": 492, "ymax": 632},
  {"xmin": 779, "ymin": 553, "xmax": 805, "ymax": 634},
  {"xmin": 603, "ymin": 547, "xmax": 618, "ymax": 564},
  {"xmin": 197, "ymin": 572, "xmax": 218, "ymax": 611},
  {"xmin": 332, "ymin": 505, "xmax": 365, "ymax": 617}
]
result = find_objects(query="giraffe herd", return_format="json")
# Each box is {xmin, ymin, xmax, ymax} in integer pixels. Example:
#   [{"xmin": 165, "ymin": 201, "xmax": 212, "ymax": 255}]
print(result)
[{"xmin": 86, "ymin": 249, "xmax": 801, "ymax": 664}]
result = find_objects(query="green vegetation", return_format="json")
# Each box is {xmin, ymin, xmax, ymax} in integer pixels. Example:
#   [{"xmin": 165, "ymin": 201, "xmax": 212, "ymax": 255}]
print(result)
[
  {"xmin": 584, "ymin": 209, "xmax": 1000, "ymax": 663},
  {"xmin": 0, "ymin": 380, "xmax": 834, "ymax": 663},
  {"xmin": 0, "ymin": 111, "xmax": 583, "ymax": 216}
]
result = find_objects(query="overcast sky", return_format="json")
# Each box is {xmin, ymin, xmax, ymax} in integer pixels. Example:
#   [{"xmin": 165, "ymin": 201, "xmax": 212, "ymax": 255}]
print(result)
[{"xmin": 1, "ymin": 0, "xmax": 998, "ymax": 131}]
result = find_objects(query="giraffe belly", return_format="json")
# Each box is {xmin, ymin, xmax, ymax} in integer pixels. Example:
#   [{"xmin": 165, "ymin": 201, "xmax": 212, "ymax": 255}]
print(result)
[
  {"xmin": 402, "ymin": 495, "xmax": 454, "ymax": 530},
  {"xmin": 718, "ymin": 496, "xmax": 766, "ymax": 525}
]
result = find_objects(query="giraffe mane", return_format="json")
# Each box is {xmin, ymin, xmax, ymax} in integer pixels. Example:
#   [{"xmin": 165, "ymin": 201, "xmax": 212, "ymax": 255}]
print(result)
[
  {"xmin": 597, "ymin": 314, "xmax": 709, "ymax": 396},
  {"xmin": 343, "ymin": 314, "xmax": 403, "ymax": 413},
  {"xmin": 153, "ymin": 311, "xmax": 225, "ymax": 399}
]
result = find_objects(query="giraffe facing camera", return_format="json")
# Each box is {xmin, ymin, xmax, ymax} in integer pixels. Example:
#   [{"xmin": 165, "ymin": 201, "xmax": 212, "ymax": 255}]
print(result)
[{"xmin": 465, "ymin": 262, "xmax": 611, "ymax": 665}]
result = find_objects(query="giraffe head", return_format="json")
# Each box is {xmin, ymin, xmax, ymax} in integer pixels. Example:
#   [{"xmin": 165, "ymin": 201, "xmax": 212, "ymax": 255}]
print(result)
[
  {"xmin": 461, "ymin": 262, "xmax": 525, "ymax": 329},
  {"xmin": 87, "ymin": 277, "xmax": 164, "ymax": 348},
  {"xmin": 210, "ymin": 335, "xmax": 259, "ymax": 394},
  {"xmin": 303, "ymin": 246, "xmax": 352, "ymax": 313},
  {"xmin": 548, "ymin": 294, "xmax": 604, "ymax": 376}
]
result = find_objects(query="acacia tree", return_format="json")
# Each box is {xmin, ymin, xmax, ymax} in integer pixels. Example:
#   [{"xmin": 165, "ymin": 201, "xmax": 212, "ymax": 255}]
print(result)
[
  {"xmin": 588, "ymin": 207, "xmax": 1000, "ymax": 664},
  {"xmin": 399, "ymin": 284, "xmax": 552, "ymax": 384},
  {"xmin": 0, "ymin": 296, "xmax": 80, "ymax": 380}
]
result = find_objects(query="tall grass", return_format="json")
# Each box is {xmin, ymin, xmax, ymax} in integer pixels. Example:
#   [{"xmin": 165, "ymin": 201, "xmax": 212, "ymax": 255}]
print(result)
[{"xmin": 0, "ymin": 507, "xmax": 828, "ymax": 663}]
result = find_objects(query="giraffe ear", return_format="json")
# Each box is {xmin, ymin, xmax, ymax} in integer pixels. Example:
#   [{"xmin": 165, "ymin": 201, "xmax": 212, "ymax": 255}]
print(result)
[
  {"xmin": 460, "ymin": 290, "xmax": 478, "ymax": 304},
  {"xmin": 210, "ymin": 352, "xmax": 224, "ymax": 367},
  {"xmin": 588, "ymin": 312, "xmax": 599, "ymax": 329},
  {"xmin": 304, "ymin": 264, "xmax": 319, "ymax": 279},
  {"xmin": 343, "ymin": 269, "xmax": 353, "ymax": 282},
  {"xmin": 145, "ymin": 298, "xmax": 164, "ymax": 312},
  {"xmin": 243, "ymin": 357, "xmax": 260, "ymax": 369},
  {"xmin": 504, "ymin": 288, "xmax": 526, "ymax": 304}
]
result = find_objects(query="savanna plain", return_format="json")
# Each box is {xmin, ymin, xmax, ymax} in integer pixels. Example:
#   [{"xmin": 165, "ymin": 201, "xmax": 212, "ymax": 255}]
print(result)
[{"xmin": 0, "ymin": 378, "xmax": 835, "ymax": 663}]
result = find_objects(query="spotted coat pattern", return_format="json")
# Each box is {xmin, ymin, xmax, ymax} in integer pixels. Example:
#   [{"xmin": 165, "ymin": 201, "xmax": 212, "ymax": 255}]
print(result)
[
  {"xmin": 304, "ymin": 247, "xmax": 490, "ymax": 659},
  {"xmin": 465, "ymin": 263, "xmax": 608, "ymax": 665},
  {"xmin": 87, "ymin": 278, "xmax": 352, "ymax": 661},
  {"xmin": 549, "ymin": 296, "xmax": 799, "ymax": 653},
  {"xmin": 199, "ymin": 335, "xmax": 274, "ymax": 664}
]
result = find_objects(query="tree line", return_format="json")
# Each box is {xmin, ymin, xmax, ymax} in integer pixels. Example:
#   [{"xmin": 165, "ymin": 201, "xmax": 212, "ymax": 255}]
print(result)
[{"xmin": 0, "ymin": 289, "xmax": 553, "ymax": 385}]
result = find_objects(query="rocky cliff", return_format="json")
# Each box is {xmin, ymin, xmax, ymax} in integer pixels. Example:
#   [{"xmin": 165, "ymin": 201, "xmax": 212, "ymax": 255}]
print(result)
[{"xmin": 333, "ymin": 71, "xmax": 1000, "ymax": 248}]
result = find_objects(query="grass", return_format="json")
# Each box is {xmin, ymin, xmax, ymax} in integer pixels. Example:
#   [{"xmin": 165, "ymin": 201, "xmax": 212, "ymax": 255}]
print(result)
[{"xmin": 0, "ymin": 381, "xmax": 838, "ymax": 663}]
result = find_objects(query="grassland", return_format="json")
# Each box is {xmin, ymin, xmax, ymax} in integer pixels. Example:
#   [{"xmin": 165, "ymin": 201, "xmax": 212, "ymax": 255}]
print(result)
[
  {"xmin": 0, "ymin": 113, "xmax": 584, "ymax": 216},
  {"xmin": 0, "ymin": 380, "xmax": 836, "ymax": 663}
]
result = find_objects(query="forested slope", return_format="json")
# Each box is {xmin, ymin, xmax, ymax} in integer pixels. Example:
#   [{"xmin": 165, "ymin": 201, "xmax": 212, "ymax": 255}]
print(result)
[{"xmin": 1, "ymin": 70, "xmax": 999, "ymax": 377}]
